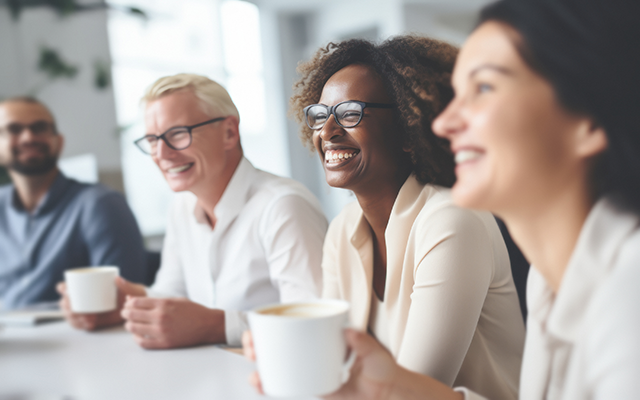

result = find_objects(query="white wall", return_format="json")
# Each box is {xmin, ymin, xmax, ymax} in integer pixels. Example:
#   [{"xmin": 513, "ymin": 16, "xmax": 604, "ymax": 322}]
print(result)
[
  {"xmin": 250, "ymin": 0, "xmax": 492, "ymax": 221},
  {"xmin": 0, "ymin": 6, "xmax": 121, "ymax": 172}
]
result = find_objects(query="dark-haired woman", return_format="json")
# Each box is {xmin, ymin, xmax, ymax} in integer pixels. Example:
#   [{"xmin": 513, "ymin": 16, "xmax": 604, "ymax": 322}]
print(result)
[
  {"xmin": 296, "ymin": 0, "xmax": 640, "ymax": 399},
  {"xmin": 282, "ymin": 36, "xmax": 524, "ymax": 399}
]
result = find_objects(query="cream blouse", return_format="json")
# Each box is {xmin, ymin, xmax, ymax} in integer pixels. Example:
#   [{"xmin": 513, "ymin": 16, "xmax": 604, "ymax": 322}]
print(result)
[
  {"xmin": 459, "ymin": 198, "xmax": 640, "ymax": 399},
  {"xmin": 322, "ymin": 175, "xmax": 526, "ymax": 400}
]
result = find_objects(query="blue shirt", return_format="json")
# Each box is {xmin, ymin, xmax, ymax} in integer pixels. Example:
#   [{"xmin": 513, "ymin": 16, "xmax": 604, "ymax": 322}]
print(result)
[{"xmin": 0, "ymin": 172, "xmax": 147, "ymax": 309}]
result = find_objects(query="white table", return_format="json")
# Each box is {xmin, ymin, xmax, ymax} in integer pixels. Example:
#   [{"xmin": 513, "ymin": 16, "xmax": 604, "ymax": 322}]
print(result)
[{"xmin": 0, "ymin": 321, "xmax": 315, "ymax": 400}]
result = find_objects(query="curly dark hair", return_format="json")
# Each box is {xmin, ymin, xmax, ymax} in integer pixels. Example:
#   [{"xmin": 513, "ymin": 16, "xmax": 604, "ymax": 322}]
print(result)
[{"xmin": 290, "ymin": 35, "xmax": 458, "ymax": 187}]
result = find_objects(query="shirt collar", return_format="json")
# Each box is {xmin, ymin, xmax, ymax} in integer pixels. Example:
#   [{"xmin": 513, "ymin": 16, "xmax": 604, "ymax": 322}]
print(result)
[
  {"xmin": 530, "ymin": 197, "xmax": 640, "ymax": 342},
  {"xmin": 10, "ymin": 171, "xmax": 71, "ymax": 216},
  {"xmin": 192, "ymin": 157, "xmax": 255, "ymax": 227},
  {"xmin": 349, "ymin": 174, "xmax": 425, "ymax": 248}
]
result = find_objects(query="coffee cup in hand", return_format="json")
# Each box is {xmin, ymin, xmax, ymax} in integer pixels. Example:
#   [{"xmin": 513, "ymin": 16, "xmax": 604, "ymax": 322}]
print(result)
[
  {"xmin": 248, "ymin": 299, "xmax": 353, "ymax": 397},
  {"xmin": 64, "ymin": 266, "xmax": 120, "ymax": 313}
]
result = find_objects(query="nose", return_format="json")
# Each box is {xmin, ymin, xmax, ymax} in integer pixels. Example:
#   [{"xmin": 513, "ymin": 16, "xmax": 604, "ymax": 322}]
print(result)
[
  {"xmin": 318, "ymin": 114, "xmax": 345, "ymax": 142},
  {"xmin": 432, "ymin": 98, "xmax": 465, "ymax": 140},
  {"xmin": 154, "ymin": 137, "xmax": 176, "ymax": 159},
  {"xmin": 16, "ymin": 126, "xmax": 39, "ymax": 140}
]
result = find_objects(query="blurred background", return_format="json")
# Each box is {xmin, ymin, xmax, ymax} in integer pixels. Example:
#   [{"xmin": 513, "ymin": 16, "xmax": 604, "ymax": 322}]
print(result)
[{"xmin": 0, "ymin": 0, "xmax": 493, "ymax": 250}]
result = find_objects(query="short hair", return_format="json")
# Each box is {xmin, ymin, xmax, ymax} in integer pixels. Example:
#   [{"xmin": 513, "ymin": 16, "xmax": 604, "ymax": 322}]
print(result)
[
  {"xmin": 480, "ymin": 0, "xmax": 640, "ymax": 214},
  {"xmin": 142, "ymin": 73, "xmax": 239, "ymax": 121},
  {"xmin": 0, "ymin": 96, "xmax": 58, "ymax": 134},
  {"xmin": 290, "ymin": 36, "xmax": 457, "ymax": 187}
]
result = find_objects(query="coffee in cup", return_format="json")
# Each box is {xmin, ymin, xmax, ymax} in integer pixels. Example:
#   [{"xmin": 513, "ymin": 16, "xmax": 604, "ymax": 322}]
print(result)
[
  {"xmin": 248, "ymin": 299, "xmax": 353, "ymax": 397},
  {"xmin": 64, "ymin": 266, "xmax": 119, "ymax": 313}
]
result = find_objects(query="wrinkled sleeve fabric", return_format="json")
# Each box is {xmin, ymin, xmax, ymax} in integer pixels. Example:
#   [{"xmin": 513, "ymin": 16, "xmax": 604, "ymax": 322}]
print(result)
[
  {"xmin": 260, "ymin": 194, "xmax": 326, "ymax": 301},
  {"xmin": 223, "ymin": 194, "xmax": 327, "ymax": 346},
  {"xmin": 582, "ymin": 244, "xmax": 640, "ymax": 399},
  {"xmin": 81, "ymin": 190, "xmax": 147, "ymax": 284},
  {"xmin": 396, "ymin": 206, "xmax": 495, "ymax": 386},
  {"xmin": 455, "ymin": 387, "xmax": 489, "ymax": 400}
]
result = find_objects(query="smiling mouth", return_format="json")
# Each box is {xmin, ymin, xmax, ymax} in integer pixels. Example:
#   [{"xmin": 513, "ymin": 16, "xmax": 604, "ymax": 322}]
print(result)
[
  {"xmin": 324, "ymin": 149, "xmax": 359, "ymax": 165},
  {"xmin": 167, "ymin": 163, "xmax": 194, "ymax": 174},
  {"xmin": 454, "ymin": 150, "xmax": 482, "ymax": 165}
]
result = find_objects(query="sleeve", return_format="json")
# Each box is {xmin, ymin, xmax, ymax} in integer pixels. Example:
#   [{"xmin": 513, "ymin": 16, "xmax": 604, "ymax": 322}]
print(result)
[
  {"xmin": 222, "ymin": 194, "xmax": 327, "ymax": 346},
  {"xmin": 81, "ymin": 191, "xmax": 147, "ymax": 284},
  {"xmin": 395, "ymin": 206, "xmax": 495, "ymax": 386},
  {"xmin": 147, "ymin": 200, "xmax": 188, "ymax": 298},
  {"xmin": 260, "ymin": 194, "xmax": 327, "ymax": 302},
  {"xmin": 454, "ymin": 387, "xmax": 489, "ymax": 400}
]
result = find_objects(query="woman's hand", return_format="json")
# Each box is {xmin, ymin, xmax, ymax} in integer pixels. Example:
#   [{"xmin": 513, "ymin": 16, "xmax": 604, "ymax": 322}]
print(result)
[
  {"xmin": 243, "ymin": 328, "xmax": 462, "ymax": 400},
  {"xmin": 325, "ymin": 329, "xmax": 398, "ymax": 400},
  {"xmin": 243, "ymin": 328, "xmax": 400, "ymax": 399}
]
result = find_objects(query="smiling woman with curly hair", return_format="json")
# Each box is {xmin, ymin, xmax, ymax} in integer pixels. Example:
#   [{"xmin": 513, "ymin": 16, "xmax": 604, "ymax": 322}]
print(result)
[
  {"xmin": 258, "ymin": 35, "xmax": 527, "ymax": 400},
  {"xmin": 291, "ymin": 36, "xmax": 457, "ymax": 186}
]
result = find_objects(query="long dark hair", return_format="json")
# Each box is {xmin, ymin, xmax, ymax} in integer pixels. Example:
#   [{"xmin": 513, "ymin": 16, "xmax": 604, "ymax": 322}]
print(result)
[{"xmin": 480, "ymin": 0, "xmax": 640, "ymax": 214}]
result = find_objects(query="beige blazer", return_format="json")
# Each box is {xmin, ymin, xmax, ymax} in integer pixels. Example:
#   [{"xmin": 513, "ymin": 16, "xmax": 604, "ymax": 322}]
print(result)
[{"xmin": 322, "ymin": 175, "xmax": 525, "ymax": 400}]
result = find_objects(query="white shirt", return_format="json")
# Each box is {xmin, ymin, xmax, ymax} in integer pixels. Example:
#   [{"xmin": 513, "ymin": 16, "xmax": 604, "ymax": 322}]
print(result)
[
  {"xmin": 458, "ymin": 197, "xmax": 640, "ymax": 399},
  {"xmin": 148, "ymin": 157, "xmax": 328, "ymax": 346}
]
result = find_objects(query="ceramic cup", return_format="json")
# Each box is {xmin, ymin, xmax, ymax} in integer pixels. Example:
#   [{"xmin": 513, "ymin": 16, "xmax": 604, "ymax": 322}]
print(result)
[
  {"xmin": 64, "ymin": 266, "xmax": 119, "ymax": 313},
  {"xmin": 248, "ymin": 299, "xmax": 354, "ymax": 397}
]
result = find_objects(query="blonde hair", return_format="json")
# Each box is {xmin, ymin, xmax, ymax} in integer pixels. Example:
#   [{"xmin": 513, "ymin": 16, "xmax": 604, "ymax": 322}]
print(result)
[{"xmin": 142, "ymin": 73, "xmax": 239, "ymax": 121}]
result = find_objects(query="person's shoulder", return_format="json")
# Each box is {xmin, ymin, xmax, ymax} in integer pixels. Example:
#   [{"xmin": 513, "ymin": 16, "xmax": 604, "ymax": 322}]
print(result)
[
  {"xmin": 250, "ymin": 168, "xmax": 322, "ymax": 209},
  {"xmin": 414, "ymin": 184, "xmax": 493, "ymax": 231},
  {"xmin": 582, "ymin": 227, "xmax": 640, "ymax": 369},
  {"xmin": 326, "ymin": 200, "xmax": 361, "ymax": 235},
  {"xmin": 0, "ymin": 184, "xmax": 12, "ymax": 205}
]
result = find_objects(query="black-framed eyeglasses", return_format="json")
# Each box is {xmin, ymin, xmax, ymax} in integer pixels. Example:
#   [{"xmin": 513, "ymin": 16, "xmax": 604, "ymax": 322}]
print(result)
[
  {"xmin": 303, "ymin": 100, "xmax": 394, "ymax": 130},
  {"xmin": 134, "ymin": 116, "xmax": 227, "ymax": 155},
  {"xmin": 0, "ymin": 121, "xmax": 56, "ymax": 138}
]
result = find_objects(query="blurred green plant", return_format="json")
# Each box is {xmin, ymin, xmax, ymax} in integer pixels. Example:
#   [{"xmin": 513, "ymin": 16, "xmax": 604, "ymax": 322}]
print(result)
[
  {"xmin": 2, "ymin": 0, "xmax": 148, "ymax": 21},
  {"xmin": 38, "ymin": 46, "xmax": 79, "ymax": 80},
  {"xmin": 1, "ymin": 0, "xmax": 147, "ymax": 91},
  {"xmin": 93, "ymin": 59, "xmax": 111, "ymax": 90}
]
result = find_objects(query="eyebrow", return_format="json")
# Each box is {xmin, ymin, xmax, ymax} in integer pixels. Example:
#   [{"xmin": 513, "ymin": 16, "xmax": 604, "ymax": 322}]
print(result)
[{"xmin": 469, "ymin": 64, "xmax": 515, "ymax": 78}]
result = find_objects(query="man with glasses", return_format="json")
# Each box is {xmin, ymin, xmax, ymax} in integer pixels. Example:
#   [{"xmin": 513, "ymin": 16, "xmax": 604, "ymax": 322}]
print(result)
[
  {"xmin": 60, "ymin": 74, "xmax": 327, "ymax": 349},
  {"xmin": 0, "ymin": 97, "xmax": 147, "ymax": 311}
]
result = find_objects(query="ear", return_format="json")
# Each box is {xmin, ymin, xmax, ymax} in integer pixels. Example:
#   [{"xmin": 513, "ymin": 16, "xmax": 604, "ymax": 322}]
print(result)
[
  {"xmin": 221, "ymin": 116, "xmax": 240, "ymax": 151},
  {"xmin": 574, "ymin": 119, "xmax": 608, "ymax": 159}
]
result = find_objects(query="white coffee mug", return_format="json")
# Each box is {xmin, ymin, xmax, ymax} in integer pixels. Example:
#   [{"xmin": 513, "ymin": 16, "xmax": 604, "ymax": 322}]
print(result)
[
  {"xmin": 248, "ymin": 299, "xmax": 354, "ymax": 397},
  {"xmin": 64, "ymin": 266, "xmax": 120, "ymax": 313}
]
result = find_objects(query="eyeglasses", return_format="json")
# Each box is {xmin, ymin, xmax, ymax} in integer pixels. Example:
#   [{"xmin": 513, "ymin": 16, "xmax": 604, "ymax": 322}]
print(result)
[
  {"xmin": 303, "ymin": 100, "xmax": 394, "ymax": 130},
  {"xmin": 134, "ymin": 116, "xmax": 228, "ymax": 155},
  {"xmin": 0, "ymin": 121, "xmax": 56, "ymax": 138}
]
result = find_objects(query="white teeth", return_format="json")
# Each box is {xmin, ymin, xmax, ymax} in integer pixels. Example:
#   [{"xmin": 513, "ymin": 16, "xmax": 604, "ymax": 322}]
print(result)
[
  {"xmin": 168, "ymin": 164, "xmax": 192, "ymax": 173},
  {"xmin": 455, "ymin": 150, "xmax": 482, "ymax": 164},
  {"xmin": 325, "ymin": 150, "xmax": 357, "ymax": 163}
]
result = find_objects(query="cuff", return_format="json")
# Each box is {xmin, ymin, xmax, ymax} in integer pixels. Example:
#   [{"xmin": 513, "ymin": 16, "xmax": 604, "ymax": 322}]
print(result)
[
  {"xmin": 144, "ymin": 288, "xmax": 173, "ymax": 298},
  {"xmin": 454, "ymin": 387, "xmax": 489, "ymax": 400},
  {"xmin": 224, "ymin": 309, "xmax": 248, "ymax": 346}
]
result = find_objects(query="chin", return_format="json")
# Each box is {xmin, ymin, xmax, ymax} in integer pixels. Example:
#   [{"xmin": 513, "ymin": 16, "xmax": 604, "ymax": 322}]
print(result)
[
  {"xmin": 450, "ymin": 182, "xmax": 488, "ymax": 210},
  {"xmin": 164, "ymin": 177, "xmax": 192, "ymax": 193}
]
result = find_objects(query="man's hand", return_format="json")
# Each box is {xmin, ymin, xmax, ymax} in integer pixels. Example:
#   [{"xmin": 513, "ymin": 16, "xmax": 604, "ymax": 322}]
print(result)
[
  {"xmin": 57, "ymin": 276, "xmax": 146, "ymax": 331},
  {"xmin": 121, "ymin": 296, "xmax": 226, "ymax": 349}
]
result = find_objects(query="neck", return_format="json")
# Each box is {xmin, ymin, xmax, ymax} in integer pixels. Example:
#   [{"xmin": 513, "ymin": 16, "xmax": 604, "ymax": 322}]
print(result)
[
  {"xmin": 354, "ymin": 170, "xmax": 410, "ymax": 239},
  {"xmin": 192, "ymin": 153, "xmax": 242, "ymax": 229},
  {"xmin": 499, "ymin": 181, "xmax": 595, "ymax": 293},
  {"xmin": 10, "ymin": 168, "xmax": 60, "ymax": 213}
]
